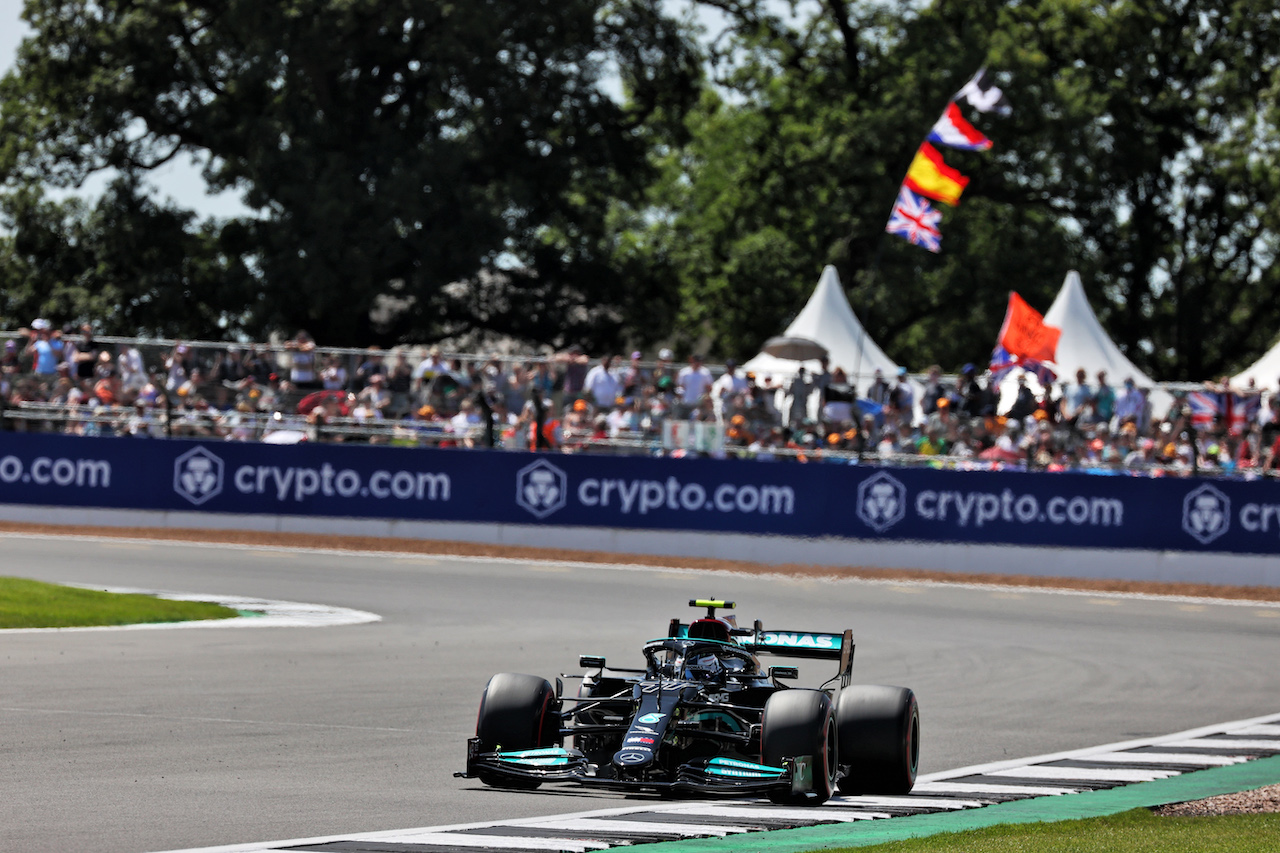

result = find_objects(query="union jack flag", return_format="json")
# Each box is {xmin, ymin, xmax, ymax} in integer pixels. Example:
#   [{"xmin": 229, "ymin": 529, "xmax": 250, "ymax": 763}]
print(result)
[
  {"xmin": 989, "ymin": 345, "xmax": 1057, "ymax": 387},
  {"xmin": 1228, "ymin": 392, "xmax": 1261, "ymax": 436},
  {"xmin": 886, "ymin": 187, "xmax": 942, "ymax": 253},
  {"xmin": 1186, "ymin": 391, "xmax": 1219, "ymax": 430}
]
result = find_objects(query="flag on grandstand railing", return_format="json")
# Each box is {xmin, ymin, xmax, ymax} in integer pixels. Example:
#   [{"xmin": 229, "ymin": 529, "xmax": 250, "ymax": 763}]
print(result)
[
  {"xmin": 989, "ymin": 344, "xmax": 1057, "ymax": 387},
  {"xmin": 928, "ymin": 102, "xmax": 993, "ymax": 152},
  {"xmin": 885, "ymin": 187, "xmax": 943, "ymax": 252},
  {"xmin": 856, "ymin": 397, "xmax": 885, "ymax": 425},
  {"xmin": 996, "ymin": 292, "xmax": 1061, "ymax": 364},
  {"xmin": 1186, "ymin": 391, "xmax": 1219, "ymax": 430},
  {"xmin": 1228, "ymin": 392, "xmax": 1260, "ymax": 436}
]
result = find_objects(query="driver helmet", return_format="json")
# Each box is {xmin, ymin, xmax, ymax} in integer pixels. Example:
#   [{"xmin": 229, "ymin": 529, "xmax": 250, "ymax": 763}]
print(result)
[{"xmin": 686, "ymin": 653, "xmax": 723, "ymax": 681}]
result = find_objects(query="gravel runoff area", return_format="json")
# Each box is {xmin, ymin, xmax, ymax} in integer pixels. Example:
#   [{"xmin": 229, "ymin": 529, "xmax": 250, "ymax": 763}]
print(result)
[
  {"xmin": 1152, "ymin": 784, "xmax": 1280, "ymax": 817},
  {"xmin": 4, "ymin": 519, "xmax": 1279, "ymax": 816}
]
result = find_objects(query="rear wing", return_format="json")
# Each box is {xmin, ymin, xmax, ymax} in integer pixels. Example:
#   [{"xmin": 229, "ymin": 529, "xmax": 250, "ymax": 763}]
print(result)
[
  {"xmin": 741, "ymin": 628, "xmax": 852, "ymax": 661},
  {"xmin": 666, "ymin": 611, "xmax": 854, "ymax": 685}
]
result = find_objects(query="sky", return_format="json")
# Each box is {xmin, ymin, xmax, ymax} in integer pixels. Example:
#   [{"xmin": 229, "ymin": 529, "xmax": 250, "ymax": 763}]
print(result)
[{"xmin": 0, "ymin": 0, "xmax": 252, "ymax": 218}]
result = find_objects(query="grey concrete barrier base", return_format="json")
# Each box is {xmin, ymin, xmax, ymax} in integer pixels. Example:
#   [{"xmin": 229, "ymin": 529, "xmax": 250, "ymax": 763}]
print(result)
[{"xmin": 2, "ymin": 502, "xmax": 1278, "ymax": 589}]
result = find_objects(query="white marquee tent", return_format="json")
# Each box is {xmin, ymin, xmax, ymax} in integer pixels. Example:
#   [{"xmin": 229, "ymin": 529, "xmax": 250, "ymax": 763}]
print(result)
[
  {"xmin": 742, "ymin": 265, "xmax": 902, "ymax": 385},
  {"xmin": 1232, "ymin": 338, "xmax": 1280, "ymax": 391}
]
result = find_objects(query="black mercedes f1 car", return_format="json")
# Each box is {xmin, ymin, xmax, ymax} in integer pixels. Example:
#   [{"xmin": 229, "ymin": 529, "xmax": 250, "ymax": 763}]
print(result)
[{"xmin": 457, "ymin": 599, "xmax": 919, "ymax": 804}]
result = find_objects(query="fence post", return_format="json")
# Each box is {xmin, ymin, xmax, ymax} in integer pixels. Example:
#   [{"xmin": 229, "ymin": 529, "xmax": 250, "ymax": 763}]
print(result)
[
  {"xmin": 476, "ymin": 390, "xmax": 495, "ymax": 448},
  {"xmin": 533, "ymin": 391, "xmax": 551, "ymax": 450}
]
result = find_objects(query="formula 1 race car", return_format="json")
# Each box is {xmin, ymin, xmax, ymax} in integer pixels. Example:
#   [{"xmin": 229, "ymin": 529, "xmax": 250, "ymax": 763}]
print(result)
[{"xmin": 457, "ymin": 600, "xmax": 919, "ymax": 804}]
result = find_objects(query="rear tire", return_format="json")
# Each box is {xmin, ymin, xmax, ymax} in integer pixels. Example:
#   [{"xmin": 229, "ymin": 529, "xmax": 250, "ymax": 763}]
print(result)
[
  {"xmin": 834, "ymin": 685, "xmax": 919, "ymax": 794},
  {"xmin": 761, "ymin": 689, "xmax": 836, "ymax": 805},
  {"xmin": 475, "ymin": 673, "xmax": 560, "ymax": 789}
]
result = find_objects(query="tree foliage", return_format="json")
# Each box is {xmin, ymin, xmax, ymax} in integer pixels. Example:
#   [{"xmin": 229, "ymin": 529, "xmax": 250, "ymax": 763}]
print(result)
[
  {"xmin": 0, "ymin": 178, "xmax": 253, "ymax": 337},
  {"xmin": 2, "ymin": 0, "xmax": 1278, "ymax": 380},
  {"xmin": 639, "ymin": 0, "xmax": 1280, "ymax": 378},
  {"xmin": 0, "ymin": 0, "xmax": 701, "ymax": 346}
]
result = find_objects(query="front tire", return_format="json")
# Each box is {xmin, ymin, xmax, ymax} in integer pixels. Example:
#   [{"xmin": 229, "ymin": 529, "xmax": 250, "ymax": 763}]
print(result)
[
  {"xmin": 475, "ymin": 672, "xmax": 560, "ymax": 789},
  {"xmin": 834, "ymin": 685, "xmax": 919, "ymax": 794},
  {"xmin": 761, "ymin": 689, "xmax": 836, "ymax": 805}
]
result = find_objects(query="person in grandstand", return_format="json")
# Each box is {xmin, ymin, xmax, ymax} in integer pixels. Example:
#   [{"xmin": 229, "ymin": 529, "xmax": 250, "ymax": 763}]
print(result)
[
  {"xmin": 1061, "ymin": 368, "xmax": 1093, "ymax": 429},
  {"xmin": 676, "ymin": 353, "xmax": 714, "ymax": 418},
  {"xmin": 285, "ymin": 330, "xmax": 320, "ymax": 390},
  {"xmin": 919, "ymin": 364, "xmax": 950, "ymax": 418},
  {"xmin": 958, "ymin": 364, "xmax": 992, "ymax": 418},
  {"xmin": 24, "ymin": 319, "xmax": 66, "ymax": 377},
  {"xmin": 352, "ymin": 347, "xmax": 387, "ymax": 389},
  {"xmin": 1092, "ymin": 370, "xmax": 1116, "ymax": 426},
  {"xmin": 1114, "ymin": 377, "xmax": 1146, "ymax": 430},
  {"xmin": 819, "ymin": 366, "xmax": 856, "ymax": 426},
  {"xmin": 1005, "ymin": 374, "xmax": 1038, "ymax": 421},
  {"xmin": 865, "ymin": 368, "xmax": 892, "ymax": 406},
  {"xmin": 356, "ymin": 373, "xmax": 392, "ymax": 417},
  {"xmin": 784, "ymin": 367, "xmax": 812, "ymax": 428},
  {"xmin": 711, "ymin": 358, "xmax": 750, "ymax": 421},
  {"xmin": 554, "ymin": 344, "xmax": 590, "ymax": 404},
  {"xmin": 893, "ymin": 366, "xmax": 916, "ymax": 421},
  {"xmin": 619, "ymin": 351, "xmax": 649, "ymax": 397},
  {"xmin": 583, "ymin": 354, "xmax": 622, "ymax": 408}
]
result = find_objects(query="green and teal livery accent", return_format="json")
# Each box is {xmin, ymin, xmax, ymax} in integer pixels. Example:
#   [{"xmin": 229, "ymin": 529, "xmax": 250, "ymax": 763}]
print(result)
[
  {"xmin": 494, "ymin": 747, "xmax": 575, "ymax": 767},
  {"xmin": 703, "ymin": 757, "xmax": 788, "ymax": 779}
]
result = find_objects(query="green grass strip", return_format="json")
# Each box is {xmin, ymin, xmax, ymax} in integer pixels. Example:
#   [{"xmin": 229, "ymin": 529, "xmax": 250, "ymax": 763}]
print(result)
[
  {"xmin": 835, "ymin": 808, "xmax": 1280, "ymax": 852},
  {"xmin": 636, "ymin": 755, "xmax": 1280, "ymax": 853},
  {"xmin": 0, "ymin": 577, "xmax": 239, "ymax": 628}
]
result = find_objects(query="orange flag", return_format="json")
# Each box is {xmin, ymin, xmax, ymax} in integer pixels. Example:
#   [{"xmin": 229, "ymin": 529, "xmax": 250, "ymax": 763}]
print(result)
[
  {"xmin": 998, "ymin": 292, "xmax": 1061, "ymax": 363},
  {"xmin": 903, "ymin": 142, "xmax": 969, "ymax": 206}
]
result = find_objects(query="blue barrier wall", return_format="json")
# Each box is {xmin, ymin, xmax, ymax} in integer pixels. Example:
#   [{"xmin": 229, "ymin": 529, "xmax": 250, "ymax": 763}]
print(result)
[{"xmin": 1, "ymin": 432, "xmax": 1276, "ymax": 555}]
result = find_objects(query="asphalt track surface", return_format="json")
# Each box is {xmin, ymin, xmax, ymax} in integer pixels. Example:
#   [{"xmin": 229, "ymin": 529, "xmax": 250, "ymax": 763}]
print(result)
[{"xmin": 2, "ymin": 533, "xmax": 1278, "ymax": 853}]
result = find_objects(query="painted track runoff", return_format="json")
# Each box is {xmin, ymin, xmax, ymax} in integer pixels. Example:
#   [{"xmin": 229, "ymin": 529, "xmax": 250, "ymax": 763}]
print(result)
[
  {"xmin": 1, "ymin": 532, "xmax": 1278, "ymax": 852},
  {"xmin": 155, "ymin": 714, "xmax": 1280, "ymax": 852}
]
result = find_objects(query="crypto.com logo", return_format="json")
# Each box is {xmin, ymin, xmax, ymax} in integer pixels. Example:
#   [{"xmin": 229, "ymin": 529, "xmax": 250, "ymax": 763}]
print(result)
[
  {"xmin": 516, "ymin": 459, "xmax": 567, "ymax": 519},
  {"xmin": 1182, "ymin": 483, "xmax": 1230, "ymax": 545},
  {"xmin": 856, "ymin": 471, "xmax": 907, "ymax": 533},
  {"xmin": 173, "ymin": 446, "xmax": 224, "ymax": 506}
]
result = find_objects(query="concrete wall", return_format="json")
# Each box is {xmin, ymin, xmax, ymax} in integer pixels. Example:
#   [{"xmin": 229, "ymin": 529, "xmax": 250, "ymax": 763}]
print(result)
[{"xmin": 4, "ymin": 503, "xmax": 1276, "ymax": 589}]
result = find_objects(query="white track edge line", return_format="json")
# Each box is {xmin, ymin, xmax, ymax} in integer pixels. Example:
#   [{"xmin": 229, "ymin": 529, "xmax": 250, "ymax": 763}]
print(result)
[{"xmin": 918, "ymin": 710, "xmax": 1280, "ymax": 782}]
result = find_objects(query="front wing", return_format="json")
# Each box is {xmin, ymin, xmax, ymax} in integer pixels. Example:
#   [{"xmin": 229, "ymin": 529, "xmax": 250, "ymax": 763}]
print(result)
[{"xmin": 457, "ymin": 740, "xmax": 816, "ymax": 797}]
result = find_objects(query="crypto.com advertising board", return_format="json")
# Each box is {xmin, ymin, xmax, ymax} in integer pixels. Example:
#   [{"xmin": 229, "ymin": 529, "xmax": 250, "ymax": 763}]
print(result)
[{"xmin": 0, "ymin": 432, "xmax": 1276, "ymax": 555}]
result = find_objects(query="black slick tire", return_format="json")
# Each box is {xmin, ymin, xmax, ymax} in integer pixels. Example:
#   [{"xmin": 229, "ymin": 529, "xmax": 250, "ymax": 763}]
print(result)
[
  {"xmin": 474, "ymin": 672, "xmax": 560, "ymax": 789},
  {"xmin": 760, "ymin": 689, "xmax": 837, "ymax": 805},
  {"xmin": 834, "ymin": 684, "xmax": 919, "ymax": 794}
]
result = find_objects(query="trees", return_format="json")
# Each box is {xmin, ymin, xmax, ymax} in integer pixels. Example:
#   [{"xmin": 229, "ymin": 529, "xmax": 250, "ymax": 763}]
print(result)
[
  {"xmin": 640, "ymin": 0, "xmax": 1280, "ymax": 378},
  {"xmin": 3, "ymin": 0, "xmax": 1278, "ymax": 381},
  {"xmin": 0, "ymin": 178, "xmax": 253, "ymax": 338},
  {"xmin": 985, "ymin": 0, "xmax": 1280, "ymax": 379},
  {"xmin": 0, "ymin": 0, "xmax": 700, "ymax": 346},
  {"xmin": 624, "ymin": 1, "xmax": 1082, "ymax": 368}
]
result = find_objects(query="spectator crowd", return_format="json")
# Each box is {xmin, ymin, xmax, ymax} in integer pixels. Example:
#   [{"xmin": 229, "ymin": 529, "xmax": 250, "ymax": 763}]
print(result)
[{"xmin": 4, "ymin": 320, "xmax": 1280, "ymax": 477}]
